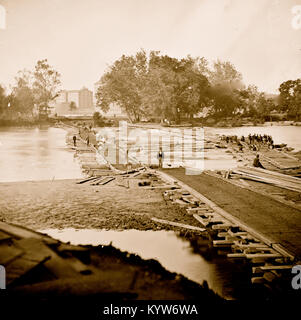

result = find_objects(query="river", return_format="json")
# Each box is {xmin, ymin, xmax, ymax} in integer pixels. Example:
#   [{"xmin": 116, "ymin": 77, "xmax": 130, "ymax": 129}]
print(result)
[{"xmin": 0, "ymin": 126, "xmax": 83, "ymax": 182}]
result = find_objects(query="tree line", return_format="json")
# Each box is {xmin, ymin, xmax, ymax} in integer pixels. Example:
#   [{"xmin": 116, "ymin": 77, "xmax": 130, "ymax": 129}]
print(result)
[
  {"xmin": 1, "ymin": 53, "xmax": 300, "ymax": 126},
  {"xmin": 95, "ymin": 50, "xmax": 300, "ymax": 123},
  {"xmin": 0, "ymin": 59, "xmax": 61, "ymax": 125}
]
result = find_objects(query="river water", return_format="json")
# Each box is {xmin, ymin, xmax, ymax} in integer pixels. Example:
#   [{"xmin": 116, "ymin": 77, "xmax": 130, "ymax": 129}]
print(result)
[
  {"xmin": 96, "ymin": 124, "xmax": 301, "ymax": 172},
  {"xmin": 40, "ymin": 228, "xmax": 250, "ymax": 300},
  {"xmin": 0, "ymin": 126, "xmax": 83, "ymax": 182}
]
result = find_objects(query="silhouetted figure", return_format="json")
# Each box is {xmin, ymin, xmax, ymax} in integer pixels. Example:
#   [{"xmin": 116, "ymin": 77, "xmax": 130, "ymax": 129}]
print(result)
[
  {"xmin": 253, "ymin": 154, "xmax": 264, "ymax": 169},
  {"xmin": 73, "ymin": 135, "xmax": 77, "ymax": 147},
  {"xmin": 157, "ymin": 147, "xmax": 164, "ymax": 169}
]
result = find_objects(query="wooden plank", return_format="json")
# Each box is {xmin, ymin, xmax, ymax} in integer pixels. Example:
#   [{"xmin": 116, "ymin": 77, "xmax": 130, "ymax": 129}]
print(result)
[
  {"xmin": 217, "ymin": 232, "xmax": 229, "ymax": 238},
  {"xmin": 193, "ymin": 214, "xmax": 209, "ymax": 227},
  {"xmin": 14, "ymin": 238, "xmax": 78, "ymax": 279},
  {"xmin": 260, "ymin": 265, "xmax": 294, "ymax": 271},
  {"xmin": 245, "ymin": 253, "xmax": 282, "ymax": 259},
  {"xmin": 99, "ymin": 177, "xmax": 115, "ymax": 185},
  {"xmin": 227, "ymin": 253, "xmax": 246, "ymax": 258},
  {"xmin": 263, "ymin": 271, "xmax": 279, "ymax": 282},
  {"xmin": 143, "ymin": 184, "xmax": 178, "ymax": 190},
  {"xmin": 213, "ymin": 240, "xmax": 233, "ymax": 247},
  {"xmin": 233, "ymin": 168, "xmax": 301, "ymax": 193},
  {"xmin": 251, "ymin": 277, "xmax": 266, "ymax": 284},
  {"xmin": 76, "ymin": 176, "xmax": 101, "ymax": 184},
  {"xmin": 151, "ymin": 217, "xmax": 205, "ymax": 232},
  {"xmin": 232, "ymin": 243, "xmax": 269, "ymax": 250},
  {"xmin": 6, "ymin": 256, "xmax": 47, "ymax": 285},
  {"xmin": 0, "ymin": 221, "xmax": 43, "ymax": 239},
  {"xmin": 241, "ymin": 166, "xmax": 301, "ymax": 184},
  {"xmin": 211, "ymin": 224, "xmax": 232, "ymax": 230}
]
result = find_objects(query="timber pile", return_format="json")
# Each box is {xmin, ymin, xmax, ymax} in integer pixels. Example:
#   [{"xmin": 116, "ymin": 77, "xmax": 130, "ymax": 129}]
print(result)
[
  {"xmin": 230, "ymin": 166, "xmax": 301, "ymax": 193},
  {"xmin": 259, "ymin": 150, "xmax": 301, "ymax": 170}
]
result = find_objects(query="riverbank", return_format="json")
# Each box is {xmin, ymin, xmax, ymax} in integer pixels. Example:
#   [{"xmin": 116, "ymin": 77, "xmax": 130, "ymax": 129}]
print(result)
[{"xmin": 0, "ymin": 177, "xmax": 203, "ymax": 232}]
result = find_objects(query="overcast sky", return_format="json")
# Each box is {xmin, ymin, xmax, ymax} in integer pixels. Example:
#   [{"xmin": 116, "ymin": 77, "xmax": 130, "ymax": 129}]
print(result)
[{"xmin": 0, "ymin": 0, "xmax": 300, "ymax": 94}]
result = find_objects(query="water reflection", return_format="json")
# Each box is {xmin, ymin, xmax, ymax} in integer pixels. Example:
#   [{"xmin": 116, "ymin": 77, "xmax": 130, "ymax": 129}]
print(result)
[
  {"xmin": 40, "ymin": 228, "xmax": 251, "ymax": 300},
  {"xmin": 0, "ymin": 127, "xmax": 83, "ymax": 182}
]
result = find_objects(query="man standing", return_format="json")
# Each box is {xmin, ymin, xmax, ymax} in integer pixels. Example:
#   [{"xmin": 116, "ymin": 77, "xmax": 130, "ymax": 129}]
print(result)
[
  {"xmin": 73, "ymin": 135, "xmax": 77, "ymax": 147},
  {"xmin": 157, "ymin": 147, "xmax": 164, "ymax": 169}
]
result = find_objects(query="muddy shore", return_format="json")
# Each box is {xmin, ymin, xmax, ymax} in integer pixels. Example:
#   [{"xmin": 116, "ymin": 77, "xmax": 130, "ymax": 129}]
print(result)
[{"xmin": 0, "ymin": 176, "xmax": 203, "ymax": 233}]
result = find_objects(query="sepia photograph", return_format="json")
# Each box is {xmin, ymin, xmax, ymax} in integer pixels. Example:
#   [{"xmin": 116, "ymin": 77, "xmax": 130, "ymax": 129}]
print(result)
[{"xmin": 0, "ymin": 0, "xmax": 301, "ymax": 317}]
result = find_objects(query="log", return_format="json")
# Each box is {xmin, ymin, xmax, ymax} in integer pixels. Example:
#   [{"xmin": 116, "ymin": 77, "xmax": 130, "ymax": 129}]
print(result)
[
  {"xmin": 151, "ymin": 218, "xmax": 205, "ymax": 232},
  {"xmin": 260, "ymin": 265, "xmax": 294, "ymax": 271},
  {"xmin": 76, "ymin": 176, "xmax": 101, "ymax": 184},
  {"xmin": 100, "ymin": 177, "xmax": 115, "ymax": 185},
  {"xmin": 227, "ymin": 253, "xmax": 246, "ymax": 259},
  {"xmin": 211, "ymin": 224, "xmax": 232, "ymax": 230},
  {"xmin": 245, "ymin": 253, "xmax": 282, "ymax": 259},
  {"xmin": 213, "ymin": 240, "xmax": 234, "ymax": 247},
  {"xmin": 251, "ymin": 277, "xmax": 266, "ymax": 284},
  {"xmin": 193, "ymin": 214, "xmax": 209, "ymax": 227}
]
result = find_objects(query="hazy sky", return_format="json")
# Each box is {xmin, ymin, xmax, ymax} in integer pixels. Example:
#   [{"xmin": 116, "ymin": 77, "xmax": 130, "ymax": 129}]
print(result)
[{"xmin": 0, "ymin": 0, "xmax": 300, "ymax": 94}]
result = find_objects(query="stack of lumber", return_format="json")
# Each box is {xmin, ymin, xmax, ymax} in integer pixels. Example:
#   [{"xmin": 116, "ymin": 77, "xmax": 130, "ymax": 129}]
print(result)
[
  {"xmin": 259, "ymin": 150, "xmax": 301, "ymax": 170},
  {"xmin": 0, "ymin": 221, "xmax": 92, "ymax": 287},
  {"xmin": 231, "ymin": 166, "xmax": 301, "ymax": 192}
]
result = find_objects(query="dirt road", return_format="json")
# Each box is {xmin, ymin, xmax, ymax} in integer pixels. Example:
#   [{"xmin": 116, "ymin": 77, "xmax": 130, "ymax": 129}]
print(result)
[
  {"xmin": 0, "ymin": 177, "xmax": 201, "ymax": 232},
  {"xmin": 164, "ymin": 168, "xmax": 301, "ymax": 259}
]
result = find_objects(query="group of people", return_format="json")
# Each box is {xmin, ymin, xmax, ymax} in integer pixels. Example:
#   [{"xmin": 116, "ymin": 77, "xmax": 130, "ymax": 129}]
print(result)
[
  {"xmin": 245, "ymin": 134, "xmax": 274, "ymax": 148},
  {"xmin": 221, "ymin": 133, "xmax": 274, "ymax": 152},
  {"xmin": 221, "ymin": 133, "xmax": 269, "ymax": 169}
]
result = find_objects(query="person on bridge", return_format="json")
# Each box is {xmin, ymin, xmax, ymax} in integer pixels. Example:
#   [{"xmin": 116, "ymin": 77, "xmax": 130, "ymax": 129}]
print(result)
[
  {"xmin": 73, "ymin": 135, "xmax": 77, "ymax": 147},
  {"xmin": 253, "ymin": 154, "xmax": 265, "ymax": 169},
  {"xmin": 157, "ymin": 147, "xmax": 164, "ymax": 169}
]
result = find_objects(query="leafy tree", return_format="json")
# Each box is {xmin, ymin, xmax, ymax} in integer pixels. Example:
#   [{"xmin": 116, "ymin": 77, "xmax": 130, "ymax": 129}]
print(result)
[
  {"xmin": 144, "ymin": 54, "xmax": 207, "ymax": 119},
  {"xmin": 206, "ymin": 60, "xmax": 244, "ymax": 118},
  {"xmin": 279, "ymin": 79, "xmax": 301, "ymax": 119},
  {"xmin": 0, "ymin": 85, "xmax": 7, "ymax": 113},
  {"xmin": 10, "ymin": 70, "xmax": 35, "ymax": 116},
  {"xmin": 209, "ymin": 60, "xmax": 243, "ymax": 87},
  {"xmin": 32, "ymin": 59, "xmax": 61, "ymax": 116},
  {"xmin": 96, "ymin": 50, "xmax": 147, "ymax": 122},
  {"xmin": 208, "ymin": 85, "xmax": 240, "ymax": 118},
  {"xmin": 93, "ymin": 111, "xmax": 105, "ymax": 126},
  {"xmin": 96, "ymin": 50, "xmax": 210, "ymax": 123}
]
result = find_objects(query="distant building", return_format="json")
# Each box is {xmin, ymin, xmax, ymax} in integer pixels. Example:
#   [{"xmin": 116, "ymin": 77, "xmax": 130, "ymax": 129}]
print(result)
[{"xmin": 54, "ymin": 87, "xmax": 94, "ymax": 116}]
